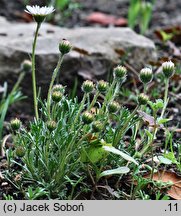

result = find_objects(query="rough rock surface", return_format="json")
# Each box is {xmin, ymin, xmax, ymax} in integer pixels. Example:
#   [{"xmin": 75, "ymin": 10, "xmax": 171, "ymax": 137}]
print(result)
[{"xmin": 0, "ymin": 16, "xmax": 156, "ymax": 111}]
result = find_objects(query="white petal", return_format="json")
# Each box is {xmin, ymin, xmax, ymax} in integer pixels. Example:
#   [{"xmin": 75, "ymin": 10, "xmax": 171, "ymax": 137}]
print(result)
[
  {"xmin": 25, "ymin": 5, "xmax": 55, "ymax": 16},
  {"xmin": 24, "ymin": 9, "xmax": 31, "ymax": 14},
  {"xmin": 26, "ymin": 5, "xmax": 35, "ymax": 14}
]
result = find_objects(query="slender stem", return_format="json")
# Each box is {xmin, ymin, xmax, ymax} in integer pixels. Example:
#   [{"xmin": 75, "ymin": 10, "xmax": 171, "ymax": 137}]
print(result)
[
  {"xmin": 140, "ymin": 78, "xmax": 170, "ymax": 157},
  {"xmin": 47, "ymin": 54, "xmax": 64, "ymax": 118},
  {"xmin": 70, "ymin": 93, "xmax": 87, "ymax": 131},
  {"xmin": 114, "ymin": 105, "xmax": 139, "ymax": 146},
  {"xmin": 133, "ymin": 104, "xmax": 144, "ymax": 140},
  {"xmin": 57, "ymin": 127, "xmax": 81, "ymax": 182},
  {"xmin": 149, "ymin": 125, "xmax": 157, "ymax": 180},
  {"xmin": 115, "ymin": 160, "xmax": 130, "ymax": 188},
  {"xmin": 76, "ymin": 132, "xmax": 90, "ymax": 147},
  {"xmin": 32, "ymin": 23, "xmax": 41, "ymax": 120},
  {"xmin": 164, "ymin": 131, "xmax": 169, "ymax": 155},
  {"xmin": 161, "ymin": 78, "xmax": 169, "ymax": 118},
  {"xmin": 87, "ymin": 94, "xmax": 91, "ymax": 107},
  {"xmin": 11, "ymin": 72, "xmax": 25, "ymax": 93},
  {"xmin": 88, "ymin": 91, "xmax": 99, "ymax": 111},
  {"xmin": 143, "ymin": 84, "xmax": 147, "ymax": 94},
  {"xmin": 130, "ymin": 165, "xmax": 138, "ymax": 200},
  {"xmin": 150, "ymin": 111, "xmax": 157, "ymax": 180},
  {"xmin": 112, "ymin": 81, "xmax": 121, "ymax": 99},
  {"xmin": 100, "ymin": 79, "xmax": 117, "ymax": 114},
  {"xmin": 0, "ymin": 72, "xmax": 25, "ymax": 148},
  {"xmin": 133, "ymin": 84, "xmax": 146, "ymax": 140}
]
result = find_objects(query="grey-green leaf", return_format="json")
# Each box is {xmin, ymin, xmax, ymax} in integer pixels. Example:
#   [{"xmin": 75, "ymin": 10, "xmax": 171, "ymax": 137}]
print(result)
[
  {"xmin": 99, "ymin": 167, "xmax": 130, "ymax": 178},
  {"xmin": 103, "ymin": 146, "xmax": 139, "ymax": 165},
  {"xmin": 158, "ymin": 156, "xmax": 172, "ymax": 165}
]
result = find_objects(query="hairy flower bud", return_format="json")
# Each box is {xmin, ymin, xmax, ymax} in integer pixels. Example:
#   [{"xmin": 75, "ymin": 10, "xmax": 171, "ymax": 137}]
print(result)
[
  {"xmin": 21, "ymin": 60, "xmax": 32, "ymax": 73},
  {"xmin": 97, "ymin": 80, "xmax": 109, "ymax": 93},
  {"xmin": 92, "ymin": 121, "xmax": 102, "ymax": 132},
  {"xmin": 162, "ymin": 61, "xmax": 175, "ymax": 78},
  {"xmin": 46, "ymin": 120, "xmax": 57, "ymax": 132},
  {"xmin": 10, "ymin": 118, "xmax": 22, "ymax": 130},
  {"xmin": 59, "ymin": 39, "xmax": 72, "ymax": 55},
  {"xmin": 139, "ymin": 67, "xmax": 153, "ymax": 84},
  {"xmin": 137, "ymin": 93, "xmax": 149, "ymax": 105},
  {"xmin": 16, "ymin": 146, "xmax": 26, "ymax": 157},
  {"xmin": 108, "ymin": 101, "xmax": 120, "ymax": 113},
  {"xmin": 81, "ymin": 80, "xmax": 94, "ymax": 93},
  {"xmin": 52, "ymin": 84, "xmax": 65, "ymax": 94},
  {"xmin": 113, "ymin": 65, "xmax": 127, "ymax": 80},
  {"xmin": 82, "ymin": 111, "xmax": 94, "ymax": 124},
  {"xmin": 52, "ymin": 91, "xmax": 63, "ymax": 102}
]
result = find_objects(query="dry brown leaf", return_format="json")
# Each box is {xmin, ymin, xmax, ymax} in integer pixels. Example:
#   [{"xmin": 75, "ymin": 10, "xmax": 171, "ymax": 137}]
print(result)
[
  {"xmin": 155, "ymin": 26, "xmax": 181, "ymax": 44},
  {"xmin": 87, "ymin": 133, "xmax": 98, "ymax": 142},
  {"xmin": 90, "ymin": 107, "xmax": 100, "ymax": 115},
  {"xmin": 137, "ymin": 110, "xmax": 164, "ymax": 128},
  {"xmin": 168, "ymin": 127, "xmax": 181, "ymax": 133},
  {"xmin": 14, "ymin": 174, "xmax": 22, "ymax": 182},
  {"xmin": 137, "ymin": 110, "xmax": 155, "ymax": 126},
  {"xmin": 167, "ymin": 41, "xmax": 181, "ymax": 57},
  {"xmin": 15, "ymin": 11, "xmax": 34, "ymax": 22},
  {"xmin": 73, "ymin": 47, "xmax": 90, "ymax": 55},
  {"xmin": 86, "ymin": 12, "xmax": 116, "ymax": 25},
  {"xmin": 86, "ymin": 12, "xmax": 127, "ymax": 27},
  {"xmin": 114, "ymin": 48, "xmax": 126, "ymax": 57},
  {"xmin": 144, "ymin": 171, "xmax": 181, "ymax": 200},
  {"xmin": 114, "ymin": 18, "xmax": 127, "ymax": 27}
]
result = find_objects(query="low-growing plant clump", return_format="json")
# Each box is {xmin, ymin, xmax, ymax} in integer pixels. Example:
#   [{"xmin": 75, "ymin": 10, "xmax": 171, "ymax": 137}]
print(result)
[{"xmin": 0, "ymin": 5, "xmax": 180, "ymax": 200}]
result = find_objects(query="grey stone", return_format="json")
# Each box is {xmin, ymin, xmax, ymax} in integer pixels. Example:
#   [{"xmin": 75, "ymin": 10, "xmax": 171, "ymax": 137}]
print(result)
[{"xmin": 0, "ymin": 17, "xmax": 156, "ymax": 112}]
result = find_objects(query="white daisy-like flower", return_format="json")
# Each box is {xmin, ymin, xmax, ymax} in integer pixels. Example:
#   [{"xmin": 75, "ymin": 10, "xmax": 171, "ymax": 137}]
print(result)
[{"xmin": 25, "ymin": 5, "xmax": 55, "ymax": 23}]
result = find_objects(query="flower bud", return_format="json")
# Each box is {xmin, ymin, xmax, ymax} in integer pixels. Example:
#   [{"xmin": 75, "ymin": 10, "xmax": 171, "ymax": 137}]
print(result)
[
  {"xmin": 21, "ymin": 60, "xmax": 32, "ymax": 73},
  {"xmin": 113, "ymin": 65, "xmax": 127, "ymax": 80},
  {"xmin": 139, "ymin": 67, "xmax": 153, "ymax": 84},
  {"xmin": 16, "ymin": 146, "xmax": 26, "ymax": 157},
  {"xmin": 52, "ymin": 91, "xmax": 63, "ymax": 103},
  {"xmin": 59, "ymin": 39, "xmax": 72, "ymax": 55},
  {"xmin": 108, "ymin": 101, "xmax": 120, "ymax": 113},
  {"xmin": 92, "ymin": 121, "xmax": 102, "ymax": 132},
  {"xmin": 52, "ymin": 84, "xmax": 65, "ymax": 94},
  {"xmin": 81, "ymin": 80, "xmax": 94, "ymax": 93},
  {"xmin": 82, "ymin": 111, "xmax": 94, "ymax": 124},
  {"xmin": 162, "ymin": 61, "xmax": 175, "ymax": 78},
  {"xmin": 46, "ymin": 120, "xmax": 57, "ymax": 132},
  {"xmin": 97, "ymin": 80, "xmax": 109, "ymax": 93},
  {"xmin": 10, "ymin": 118, "xmax": 22, "ymax": 130},
  {"xmin": 137, "ymin": 93, "xmax": 149, "ymax": 105}
]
